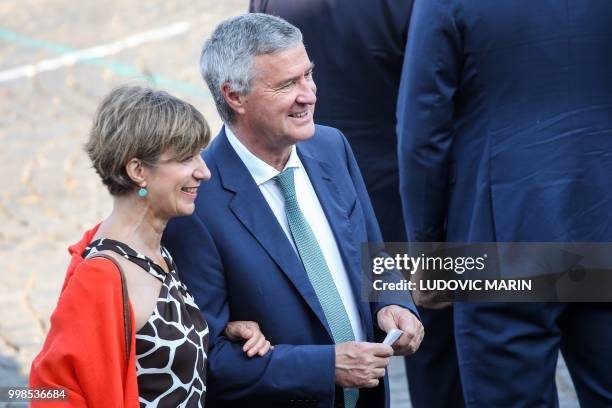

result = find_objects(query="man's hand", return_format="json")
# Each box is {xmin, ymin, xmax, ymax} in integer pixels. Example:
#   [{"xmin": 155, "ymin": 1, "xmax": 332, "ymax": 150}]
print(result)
[
  {"xmin": 225, "ymin": 321, "xmax": 273, "ymax": 357},
  {"xmin": 335, "ymin": 342, "xmax": 393, "ymax": 388},
  {"xmin": 411, "ymin": 263, "xmax": 453, "ymax": 309},
  {"xmin": 411, "ymin": 289, "xmax": 453, "ymax": 309},
  {"xmin": 377, "ymin": 305, "xmax": 424, "ymax": 355}
]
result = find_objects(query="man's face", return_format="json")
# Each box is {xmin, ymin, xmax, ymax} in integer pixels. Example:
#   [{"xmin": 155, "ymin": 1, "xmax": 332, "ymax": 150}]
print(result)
[{"xmin": 237, "ymin": 43, "xmax": 317, "ymax": 151}]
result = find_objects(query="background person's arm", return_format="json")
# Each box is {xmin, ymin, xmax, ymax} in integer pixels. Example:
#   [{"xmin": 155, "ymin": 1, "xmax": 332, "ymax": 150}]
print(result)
[{"xmin": 397, "ymin": 0, "xmax": 461, "ymax": 243}]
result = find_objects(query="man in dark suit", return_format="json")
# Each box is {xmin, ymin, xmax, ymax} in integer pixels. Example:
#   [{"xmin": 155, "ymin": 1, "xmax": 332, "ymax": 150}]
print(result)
[
  {"xmin": 397, "ymin": 0, "xmax": 612, "ymax": 406},
  {"xmin": 249, "ymin": 2, "xmax": 465, "ymax": 407},
  {"xmin": 163, "ymin": 13, "xmax": 423, "ymax": 408}
]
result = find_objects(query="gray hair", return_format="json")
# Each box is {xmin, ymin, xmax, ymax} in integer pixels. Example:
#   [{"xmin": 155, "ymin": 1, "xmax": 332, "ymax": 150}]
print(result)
[
  {"xmin": 200, "ymin": 13, "xmax": 303, "ymax": 124},
  {"xmin": 86, "ymin": 84, "xmax": 211, "ymax": 196}
]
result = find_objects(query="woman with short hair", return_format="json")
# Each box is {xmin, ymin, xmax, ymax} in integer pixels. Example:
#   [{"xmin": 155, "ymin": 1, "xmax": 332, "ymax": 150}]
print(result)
[{"xmin": 30, "ymin": 85, "xmax": 271, "ymax": 407}]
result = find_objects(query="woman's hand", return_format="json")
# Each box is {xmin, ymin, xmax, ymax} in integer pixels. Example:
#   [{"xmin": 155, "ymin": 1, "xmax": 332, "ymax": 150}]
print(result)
[{"xmin": 225, "ymin": 321, "xmax": 273, "ymax": 357}]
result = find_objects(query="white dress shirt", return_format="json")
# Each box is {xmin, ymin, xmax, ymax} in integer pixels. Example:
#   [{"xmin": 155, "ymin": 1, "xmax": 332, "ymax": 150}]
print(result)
[{"xmin": 225, "ymin": 126, "xmax": 365, "ymax": 342}]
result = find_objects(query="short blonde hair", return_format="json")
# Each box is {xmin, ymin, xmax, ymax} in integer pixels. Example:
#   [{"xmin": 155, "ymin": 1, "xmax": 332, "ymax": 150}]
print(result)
[{"xmin": 86, "ymin": 85, "xmax": 211, "ymax": 195}]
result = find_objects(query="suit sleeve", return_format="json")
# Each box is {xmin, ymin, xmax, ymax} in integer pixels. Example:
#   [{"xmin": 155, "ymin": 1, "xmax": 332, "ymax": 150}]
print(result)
[
  {"xmin": 397, "ymin": 0, "xmax": 462, "ymax": 242},
  {"xmin": 337, "ymin": 130, "xmax": 419, "ymax": 324},
  {"xmin": 163, "ymin": 215, "xmax": 336, "ymax": 404}
]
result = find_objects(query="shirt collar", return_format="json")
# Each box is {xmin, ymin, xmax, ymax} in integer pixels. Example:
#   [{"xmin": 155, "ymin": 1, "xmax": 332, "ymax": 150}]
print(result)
[{"xmin": 225, "ymin": 125, "xmax": 302, "ymax": 186}]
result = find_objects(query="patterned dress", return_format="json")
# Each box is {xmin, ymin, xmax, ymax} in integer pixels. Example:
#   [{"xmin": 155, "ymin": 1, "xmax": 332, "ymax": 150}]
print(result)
[{"xmin": 83, "ymin": 239, "xmax": 209, "ymax": 407}]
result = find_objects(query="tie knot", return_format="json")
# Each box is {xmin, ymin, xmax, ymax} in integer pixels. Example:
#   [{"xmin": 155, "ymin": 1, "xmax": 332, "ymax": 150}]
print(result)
[{"xmin": 273, "ymin": 168, "xmax": 296, "ymax": 200}]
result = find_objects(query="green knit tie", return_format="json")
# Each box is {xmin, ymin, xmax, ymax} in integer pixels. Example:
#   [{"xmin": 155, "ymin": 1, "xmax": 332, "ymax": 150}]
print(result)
[{"xmin": 274, "ymin": 168, "xmax": 359, "ymax": 408}]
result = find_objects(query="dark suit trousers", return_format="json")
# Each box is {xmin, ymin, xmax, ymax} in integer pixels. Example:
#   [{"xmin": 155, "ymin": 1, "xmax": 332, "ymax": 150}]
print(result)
[
  {"xmin": 454, "ymin": 302, "xmax": 612, "ymax": 407},
  {"xmin": 405, "ymin": 307, "xmax": 464, "ymax": 408}
]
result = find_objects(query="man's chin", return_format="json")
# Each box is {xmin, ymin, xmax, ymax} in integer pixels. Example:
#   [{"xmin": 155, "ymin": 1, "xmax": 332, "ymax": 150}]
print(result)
[{"xmin": 293, "ymin": 122, "xmax": 316, "ymax": 141}]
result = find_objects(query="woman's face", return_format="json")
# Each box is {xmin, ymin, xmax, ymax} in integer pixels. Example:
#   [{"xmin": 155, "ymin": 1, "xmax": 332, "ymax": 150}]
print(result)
[{"xmin": 144, "ymin": 149, "xmax": 210, "ymax": 219}]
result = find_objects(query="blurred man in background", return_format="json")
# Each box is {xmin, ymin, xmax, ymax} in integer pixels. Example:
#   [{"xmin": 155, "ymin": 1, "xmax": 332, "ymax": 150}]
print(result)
[{"xmin": 398, "ymin": 0, "xmax": 612, "ymax": 406}]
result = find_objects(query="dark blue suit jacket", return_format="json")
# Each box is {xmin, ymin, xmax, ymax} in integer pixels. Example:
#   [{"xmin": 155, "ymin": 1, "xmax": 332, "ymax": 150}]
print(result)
[
  {"xmin": 164, "ymin": 125, "xmax": 416, "ymax": 407},
  {"xmin": 397, "ymin": 0, "xmax": 612, "ymax": 244}
]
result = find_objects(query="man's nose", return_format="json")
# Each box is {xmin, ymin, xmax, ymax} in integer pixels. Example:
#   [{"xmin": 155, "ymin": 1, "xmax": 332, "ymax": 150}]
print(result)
[{"xmin": 296, "ymin": 79, "xmax": 317, "ymax": 105}]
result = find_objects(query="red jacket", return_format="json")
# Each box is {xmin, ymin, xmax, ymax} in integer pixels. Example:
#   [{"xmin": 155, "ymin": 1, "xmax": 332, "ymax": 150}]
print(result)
[{"xmin": 30, "ymin": 224, "xmax": 139, "ymax": 407}]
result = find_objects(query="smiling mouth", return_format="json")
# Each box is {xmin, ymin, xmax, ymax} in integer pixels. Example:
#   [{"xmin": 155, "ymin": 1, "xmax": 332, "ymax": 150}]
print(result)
[
  {"xmin": 181, "ymin": 187, "xmax": 198, "ymax": 193},
  {"xmin": 289, "ymin": 111, "xmax": 308, "ymax": 118}
]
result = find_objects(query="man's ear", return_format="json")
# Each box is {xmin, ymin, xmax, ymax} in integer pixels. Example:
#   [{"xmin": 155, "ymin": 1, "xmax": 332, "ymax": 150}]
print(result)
[
  {"xmin": 125, "ymin": 158, "xmax": 147, "ymax": 187},
  {"xmin": 221, "ymin": 83, "xmax": 247, "ymax": 116}
]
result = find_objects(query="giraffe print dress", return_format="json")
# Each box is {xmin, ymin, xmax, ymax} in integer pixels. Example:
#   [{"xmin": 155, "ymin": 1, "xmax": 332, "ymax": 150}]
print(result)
[{"xmin": 83, "ymin": 239, "xmax": 209, "ymax": 407}]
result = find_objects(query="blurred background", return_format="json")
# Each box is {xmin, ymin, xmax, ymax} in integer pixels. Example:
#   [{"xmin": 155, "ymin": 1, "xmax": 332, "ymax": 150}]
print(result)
[{"xmin": 0, "ymin": 2, "xmax": 577, "ymax": 407}]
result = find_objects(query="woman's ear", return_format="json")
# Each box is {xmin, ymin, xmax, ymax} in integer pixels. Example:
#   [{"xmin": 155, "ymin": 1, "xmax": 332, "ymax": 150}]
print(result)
[
  {"xmin": 221, "ymin": 82, "xmax": 247, "ymax": 116},
  {"xmin": 125, "ymin": 158, "xmax": 147, "ymax": 187}
]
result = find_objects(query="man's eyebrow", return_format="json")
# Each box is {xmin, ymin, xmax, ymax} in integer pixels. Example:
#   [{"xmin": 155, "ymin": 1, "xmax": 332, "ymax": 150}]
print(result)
[{"xmin": 272, "ymin": 62, "xmax": 315, "ymax": 88}]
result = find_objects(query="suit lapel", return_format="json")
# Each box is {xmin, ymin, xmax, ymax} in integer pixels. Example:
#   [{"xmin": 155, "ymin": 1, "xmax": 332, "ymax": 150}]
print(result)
[
  {"xmin": 213, "ymin": 130, "xmax": 334, "ymax": 340},
  {"xmin": 298, "ymin": 147, "xmax": 366, "ymax": 317}
]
